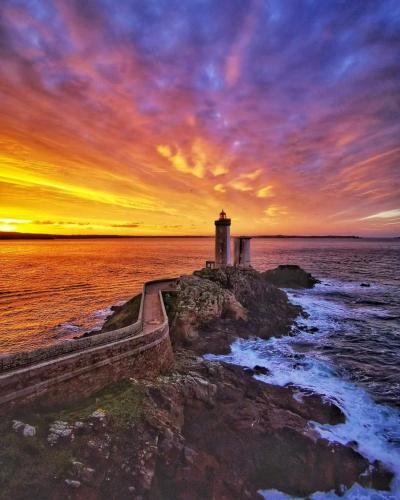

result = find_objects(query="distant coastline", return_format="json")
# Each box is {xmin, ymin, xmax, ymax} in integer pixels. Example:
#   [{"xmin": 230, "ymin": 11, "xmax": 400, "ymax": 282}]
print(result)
[{"xmin": 0, "ymin": 231, "xmax": 398, "ymax": 241}]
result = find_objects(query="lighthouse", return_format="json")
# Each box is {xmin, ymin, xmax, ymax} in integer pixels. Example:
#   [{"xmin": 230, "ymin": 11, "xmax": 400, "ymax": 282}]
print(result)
[{"xmin": 214, "ymin": 210, "xmax": 231, "ymax": 266}]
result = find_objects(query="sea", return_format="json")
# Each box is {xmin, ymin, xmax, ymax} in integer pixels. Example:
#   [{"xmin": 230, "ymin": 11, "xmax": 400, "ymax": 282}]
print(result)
[{"xmin": 0, "ymin": 237, "xmax": 399, "ymax": 498}]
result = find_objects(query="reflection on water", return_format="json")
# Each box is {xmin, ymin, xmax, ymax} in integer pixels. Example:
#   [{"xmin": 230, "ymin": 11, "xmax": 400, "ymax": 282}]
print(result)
[{"xmin": 0, "ymin": 237, "xmax": 398, "ymax": 354}]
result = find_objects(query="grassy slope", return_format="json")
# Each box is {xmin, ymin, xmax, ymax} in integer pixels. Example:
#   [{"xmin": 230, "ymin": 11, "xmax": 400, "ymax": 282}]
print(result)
[
  {"xmin": 0, "ymin": 380, "xmax": 145, "ymax": 500},
  {"xmin": 101, "ymin": 294, "xmax": 142, "ymax": 332}
]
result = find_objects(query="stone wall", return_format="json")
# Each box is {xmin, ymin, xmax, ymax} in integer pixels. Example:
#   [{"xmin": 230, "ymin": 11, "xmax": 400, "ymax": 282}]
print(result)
[
  {"xmin": 0, "ymin": 285, "xmax": 174, "ymax": 413},
  {"xmin": 0, "ymin": 284, "xmax": 145, "ymax": 373}
]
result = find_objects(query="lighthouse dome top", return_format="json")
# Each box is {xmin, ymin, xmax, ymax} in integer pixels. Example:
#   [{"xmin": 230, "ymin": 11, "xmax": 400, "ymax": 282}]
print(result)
[{"xmin": 219, "ymin": 209, "xmax": 227, "ymax": 220}]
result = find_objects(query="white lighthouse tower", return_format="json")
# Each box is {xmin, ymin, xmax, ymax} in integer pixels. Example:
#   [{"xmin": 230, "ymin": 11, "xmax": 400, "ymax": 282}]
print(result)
[{"xmin": 214, "ymin": 210, "xmax": 231, "ymax": 267}]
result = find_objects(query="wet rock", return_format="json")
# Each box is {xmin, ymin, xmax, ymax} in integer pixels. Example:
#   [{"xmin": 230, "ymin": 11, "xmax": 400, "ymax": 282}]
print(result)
[
  {"xmin": 347, "ymin": 440, "xmax": 359, "ymax": 449},
  {"xmin": 263, "ymin": 264, "xmax": 320, "ymax": 288},
  {"xmin": 243, "ymin": 367, "xmax": 255, "ymax": 376},
  {"xmin": 283, "ymin": 385, "xmax": 346, "ymax": 425},
  {"xmin": 253, "ymin": 365, "xmax": 271, "ymax": 375},
  {"xmin": 147, "ymin": 355, "xmax": 390, "ymax": 498},
  {"xmin": 359, "ymin": 460, "xmax": 394, "ymax": 491}
]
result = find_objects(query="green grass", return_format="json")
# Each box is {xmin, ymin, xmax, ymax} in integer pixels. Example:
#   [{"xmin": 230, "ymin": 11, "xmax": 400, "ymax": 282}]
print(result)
[
  {"xmin": 102, "ymin": 293, "xmax": 142, "ymax": 332},
  {"xmin": 13, "ymin": 379, "xmax": 145, "ymax": 429},
  {"xmin": 0, "ymin": 429, "xmax": 73, "ymax": 500},
  {"xmin": 0, "ymin": 379, "xmax": 146, "ymax": 499}
]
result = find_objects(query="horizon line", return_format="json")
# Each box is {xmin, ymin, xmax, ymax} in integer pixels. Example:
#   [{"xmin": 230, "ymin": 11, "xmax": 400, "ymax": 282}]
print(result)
[{"xmin": 0, "ymin": 231, "xmax": 398, "ymax": 240}]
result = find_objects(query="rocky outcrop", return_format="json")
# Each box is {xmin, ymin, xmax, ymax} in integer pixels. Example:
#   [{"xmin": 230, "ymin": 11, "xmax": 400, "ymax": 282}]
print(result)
[
  {"xmin": 1, "ymin": 265, "xmax": 391, "ymax": 498},
  {"xmin": 170, "ymin": 266, "xmax": 302, "ymax": 352},
  {"xmin": 1, "ymin": 351, "xmax": 392, "ymax": 499},
  {"xmin": 170, "ymin": 273, "xmax": 247, "ymax": 345},
  {"xmin": 263, "ymin": 264, "xmax": 320, "ymax": 288}
]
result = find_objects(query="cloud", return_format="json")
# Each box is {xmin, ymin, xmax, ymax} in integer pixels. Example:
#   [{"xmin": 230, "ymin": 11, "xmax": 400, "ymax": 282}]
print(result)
[
  {"xmin": 0, "ymin": 218, "xmax": 31, "ymax": 224},
  {"xmin": 360, "ymin": 209, "xmax": 400, "ymax": 220},
  {"xmin": 214, "ymin": 183, "xmax": 226, "ymax": 193},
  {"xmin": 211, "ymin": 164, "xmax": 229, "ymax": 176},
  {"xmin": 32, "ymin": 220, "xmax": 140, "ymax": 228},
  {"xmin": 0, "ymin": 0, "xmax": 399, "ymax": 236},
  {"xmin": 264, "ymin": 205, "xmax": 288, "ymax": 218},
  {"xmin": 230, "ymin": 180, "xmax": 253, "ymax": 192},
  {"xmin": 110, "ymin": 222, "xmax": 140, "ymax": 228},
  {"xmin": 257, "ymin": 186, "xmax": 274, "ymax": 198}
]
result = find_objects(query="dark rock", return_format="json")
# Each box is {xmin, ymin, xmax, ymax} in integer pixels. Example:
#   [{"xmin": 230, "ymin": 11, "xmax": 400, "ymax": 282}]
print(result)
[
  {"xmin": 145, "ymin": 354, "xmax": 391, "ymax": 498},
  {"xmin": 360, "ymin": 283, "xmax": 371, "ymax": 287},
  {"xmin": 4, "ymin": 352, "xmax": 392, "ymax": 500},
  {"xmin": 243, "ymin": 367, "xmax": 255, "ymax": 376},
  {"xmin": 253, "ymin": 365, "xmax": 271, "ymax": 375},
  {"xmin": 347, "ymin": 440, "xmax": 359, "ymax": 449},
  {"xmin": 77, "ymin": 328, "xmax": 101, "ymax": 339},
  {"xmin": 263, "ymin": 264, "xmax": 320, "ymax": 288}
]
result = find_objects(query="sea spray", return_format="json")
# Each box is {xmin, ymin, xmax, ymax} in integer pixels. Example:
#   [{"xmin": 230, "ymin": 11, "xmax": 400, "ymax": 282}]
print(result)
[{"xmin": 205, "ymin": 279, "xmax": 400, "ymax": 498}]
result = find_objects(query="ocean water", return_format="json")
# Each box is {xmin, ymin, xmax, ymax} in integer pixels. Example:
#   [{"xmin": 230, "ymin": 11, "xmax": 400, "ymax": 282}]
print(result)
[{"xmin": 1, "ymin": 237, "xmax": 399, "ymax": 497}]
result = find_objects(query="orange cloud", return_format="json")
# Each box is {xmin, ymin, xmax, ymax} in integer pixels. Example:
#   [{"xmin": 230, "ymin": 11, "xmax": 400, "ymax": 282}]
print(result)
[
  {"xmin": 257, "ymin": 185, "xmax": 274, "ymax": 198},
  {"xmin": 0, "ymin": 0, "xmax": 399, "ymax": 237},
  {"xmin": 214, "ymin": 183, "xmax": 226, "ymax": 193}
]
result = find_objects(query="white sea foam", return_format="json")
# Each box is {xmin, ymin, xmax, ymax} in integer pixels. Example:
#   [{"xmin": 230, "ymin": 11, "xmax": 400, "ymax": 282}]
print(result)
[
  {"xmin": 206, "ymin": 281, "xmax": 400, "ymax": 499},
  {"xmin": 58, "ymin": 322, "xmax": 80, "ymax": 332},
  {"xmin": 261, "ymin": 484, "xmax": 399, "ymax": 499},
  {"xmin": 287, "ymin": 282, "xmax": 391, "ymax": 325},
  {"xmin": 93, "ymin": 306, "xmax": 112, "ymax": 318}
]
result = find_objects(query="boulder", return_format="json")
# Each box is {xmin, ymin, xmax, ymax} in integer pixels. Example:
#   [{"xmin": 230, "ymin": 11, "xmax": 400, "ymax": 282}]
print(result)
[
  {"xmin": 22, "ymin": 424, "xmax": 36, "ymax": 437},
  {"xmin": 12, "ymin": 420, "xmax": 36, "ymax": 437},
  {"xmin": 263, "ymin": 264, "xmax": 320, "ymax": 288},
  {"xmin": 253, "ymin": 365, "xmax": 271, "ymax": 375},
  {"xmin": 47, "ymin": 420, "xmax": 73, "ymax": 445},
  {"xmin": 171, "ymin": 274, "xmax": 247, "ymax": 345}
]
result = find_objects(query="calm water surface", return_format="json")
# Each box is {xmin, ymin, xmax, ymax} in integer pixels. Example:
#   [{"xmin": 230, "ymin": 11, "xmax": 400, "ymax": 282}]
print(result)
[{"xmin": 1, "ymin": 237, "xmax": 400, "ymax": 497}]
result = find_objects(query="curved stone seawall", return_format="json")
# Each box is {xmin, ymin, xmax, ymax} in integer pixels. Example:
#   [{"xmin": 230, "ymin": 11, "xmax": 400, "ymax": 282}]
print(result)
[
  {"xmin": 0, "ymin": 279, "xmax": 176, "ymax": 413},
  {"xmin": 0, "ymin": 287, "xmax": 146, "ymax": 373}
]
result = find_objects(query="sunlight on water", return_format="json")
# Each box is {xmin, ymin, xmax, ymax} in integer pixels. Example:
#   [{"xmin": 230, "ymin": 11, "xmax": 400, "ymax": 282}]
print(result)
[{"xmin": 1, "ymin": 237, "xmax": 399, "ymax": 497}]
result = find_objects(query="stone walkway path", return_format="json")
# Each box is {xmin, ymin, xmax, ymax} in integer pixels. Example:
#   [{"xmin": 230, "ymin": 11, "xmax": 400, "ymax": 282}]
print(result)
[{"xmin": 142, "ymin": 279, "xmax": 178, "ymax": 334}]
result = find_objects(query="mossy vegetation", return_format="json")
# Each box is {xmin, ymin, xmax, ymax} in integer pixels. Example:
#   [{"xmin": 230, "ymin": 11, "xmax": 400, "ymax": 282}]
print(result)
[
  {"xmin": 0, "ymin": 379, "xmax": 146, "ymax": 499},
  {"xmin": 13, "ymin": 379, "xmax": 145, "ymax": 429},
  {"xmin": 0, "ymin": 427, "xmax": 74, "ymax": 500},
  {"xmin": 101, "ymin": 293, "xmax": 142, "ymax": 332},
  {"xmin": 162, "ymin": 291, "xmax": 178, "ymax": 324}
]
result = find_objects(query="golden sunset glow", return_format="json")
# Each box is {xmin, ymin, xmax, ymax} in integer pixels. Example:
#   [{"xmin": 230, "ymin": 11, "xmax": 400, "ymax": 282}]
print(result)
[{"xmin": 0, "ymin": 1, "xmax": 399, "ymax": 236}]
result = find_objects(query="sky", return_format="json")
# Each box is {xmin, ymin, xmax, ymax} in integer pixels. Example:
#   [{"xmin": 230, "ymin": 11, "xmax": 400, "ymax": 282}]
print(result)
[{"xmin": 0, "ymin": 0, "xmax": 399, "ymax": 236}]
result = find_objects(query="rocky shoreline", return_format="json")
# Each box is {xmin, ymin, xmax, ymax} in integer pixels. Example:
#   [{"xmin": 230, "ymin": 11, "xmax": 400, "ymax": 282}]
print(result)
[{"xmin": 0, "ymin": 265, "xmax": 393, "ymax": 499}]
